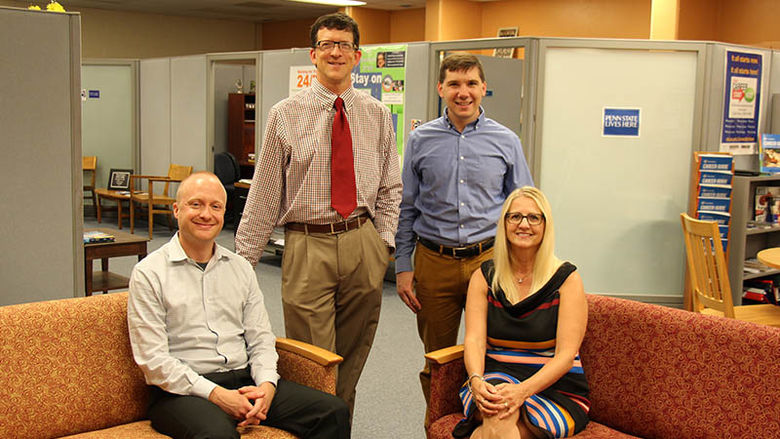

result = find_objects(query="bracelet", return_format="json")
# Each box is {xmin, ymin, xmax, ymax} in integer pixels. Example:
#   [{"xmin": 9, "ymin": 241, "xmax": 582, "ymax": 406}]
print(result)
[{"xmin": 466, "ymin": 373, "xmax": 484, "ymax": 393}]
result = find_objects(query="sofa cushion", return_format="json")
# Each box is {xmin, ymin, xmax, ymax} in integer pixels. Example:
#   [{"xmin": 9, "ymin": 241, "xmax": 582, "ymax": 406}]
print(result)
[
  {"xmin": 581, "ymin": 295, "xmax": 780, "ymax": 439},
  {"xmin": 0, "ymin": 293, "xmax": 148, "ymax": 439},
  {"xmin": 428, "ymin": 414, "xmax": 639, "ymax": 439},
  {"xmin": 60, "ymin": 420, "xmax": 297, "ymax": 438}
]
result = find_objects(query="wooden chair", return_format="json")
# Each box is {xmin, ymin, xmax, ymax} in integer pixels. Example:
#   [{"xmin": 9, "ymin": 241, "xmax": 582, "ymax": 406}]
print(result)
[
  {"xmin": 82, "ymin": 156, "xmax": 97, "ymax": 217},
  {"xmin": 680, "ymin": 213, "xmax": 780, "ymax": 327},
  {"xmin": 130, "ymin": 164, "xmax": 193, "ymax": 238}
]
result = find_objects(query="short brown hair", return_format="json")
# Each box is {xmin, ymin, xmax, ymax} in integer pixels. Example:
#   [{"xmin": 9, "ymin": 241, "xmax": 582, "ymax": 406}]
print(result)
[
  {"xmin": 438, "ymin": 53, "xmax": 485, "ymax": 84},
  {"xmin": 310, "ymin": 12, "xmax": 360, "ymax": 49}
]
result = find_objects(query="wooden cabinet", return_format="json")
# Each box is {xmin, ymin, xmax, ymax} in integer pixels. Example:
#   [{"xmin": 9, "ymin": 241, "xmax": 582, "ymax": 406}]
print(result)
[
  {"xmin": 727, "ymin": 175, "xmax": 780, "ymax": 305},
  {"xmin": 227, "ymin": 93, "xmax": 255, "ymax": 171}
]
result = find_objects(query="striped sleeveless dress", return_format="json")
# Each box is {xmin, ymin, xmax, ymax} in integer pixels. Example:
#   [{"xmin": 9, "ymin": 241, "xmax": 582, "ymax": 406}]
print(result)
[{"xmin": 452, "ymin": 260, "xmax": 590, "ymax": 438}]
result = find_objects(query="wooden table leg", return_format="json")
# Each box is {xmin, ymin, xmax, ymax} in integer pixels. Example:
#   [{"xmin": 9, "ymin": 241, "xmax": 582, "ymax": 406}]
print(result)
[
  {"xmin": 84, "ymin": 257, "xmax": 93, "ymax": 297},
  {"xmin": 96, "ymin": 196, "xmax": 103, "ymax": 224},
  {"xmin": 117, "ymin": 199, "xmax": 124, "ymax": 229},
  {"xmin": 101, "ymin": 258, "xmax": 110, "ymax": 294}
]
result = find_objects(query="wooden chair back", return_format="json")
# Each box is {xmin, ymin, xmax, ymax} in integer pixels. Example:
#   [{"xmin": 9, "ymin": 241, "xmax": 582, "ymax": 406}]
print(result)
[
  {"xmin": 163, "ymin": 164, "xmax": 193, "ymax": 196},
  {"xmin": 680, "ymin": 213, "xmax": 735, "ymax": 318},
  {"xmin": 82, "ymin": 156, "xmax": 97, "ymax": 189}
]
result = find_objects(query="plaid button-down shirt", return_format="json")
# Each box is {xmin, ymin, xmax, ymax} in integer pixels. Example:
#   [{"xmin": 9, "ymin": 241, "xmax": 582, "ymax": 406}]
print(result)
[{"xmin": 236, "ymin": 79, "xmax": 402, "ymax": 266}]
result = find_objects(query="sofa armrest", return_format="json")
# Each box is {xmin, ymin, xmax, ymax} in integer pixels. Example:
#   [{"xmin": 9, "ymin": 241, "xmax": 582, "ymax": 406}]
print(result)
[
  {"xmin": 275, "ymin": 338, "xmax": 343, "ymax": 395},
  {"xmin": 425, "ymin": 345, "xmax": 465, "ymax": 429}
]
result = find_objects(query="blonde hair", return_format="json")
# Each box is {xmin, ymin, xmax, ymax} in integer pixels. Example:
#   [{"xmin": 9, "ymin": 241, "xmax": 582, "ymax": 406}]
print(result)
[{"xmin": 492, "ymin": 187, "xmax": 562, "ymax": 303}]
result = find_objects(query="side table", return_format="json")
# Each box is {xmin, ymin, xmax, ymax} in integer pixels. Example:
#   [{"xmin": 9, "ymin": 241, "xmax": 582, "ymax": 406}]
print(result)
[{"xmin": 84, "ymin": 227, "xmax": 149, "ymax": 296}]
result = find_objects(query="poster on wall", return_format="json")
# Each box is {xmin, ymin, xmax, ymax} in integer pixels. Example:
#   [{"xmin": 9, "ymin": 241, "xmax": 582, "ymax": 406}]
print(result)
[
  {"xmin": 289, "ymin": 65, "xmax": 318, "ymax": 97},
  {"xmin": 287, "ymin": 44, "xmax": 407, "ymax": 156},
  {"xmin": 354, "ymin": 44, "xmax": 407, "ymax": 156},
  {"xmin": 720, "ymin": 50, "xmax": 763, "ymax": 155}
]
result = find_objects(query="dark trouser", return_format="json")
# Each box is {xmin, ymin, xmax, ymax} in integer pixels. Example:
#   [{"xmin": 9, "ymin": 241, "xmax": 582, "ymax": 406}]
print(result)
[{"xmin": 148, "ymin": 368, "xmax": 350, "ymax": 439}]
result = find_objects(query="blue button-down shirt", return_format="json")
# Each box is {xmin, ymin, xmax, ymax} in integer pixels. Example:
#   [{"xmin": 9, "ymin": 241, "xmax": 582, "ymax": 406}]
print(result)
[{"xmin": 394, "ymin": 109, "xmax": 533, "ymax": 273}]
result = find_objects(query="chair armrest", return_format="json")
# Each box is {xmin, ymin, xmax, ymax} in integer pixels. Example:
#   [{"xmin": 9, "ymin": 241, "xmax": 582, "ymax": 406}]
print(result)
[
  {"xmin": 148, "ymin": 177, "xmax": 185, "ymax": 183},
  {"xmin": 275, "ymin": 337, "xmax": 343, "ymax": 395},
  {"xmin": 425, "ymin": 344, "xmax": 465, "ymax": 365},
  {"xmin": 276, "ymin": 337, "xmax": 342, "ymax": 367},
  {"xmin": 426, "ymin": 345, "xmax": 465, "ymax": 430}
]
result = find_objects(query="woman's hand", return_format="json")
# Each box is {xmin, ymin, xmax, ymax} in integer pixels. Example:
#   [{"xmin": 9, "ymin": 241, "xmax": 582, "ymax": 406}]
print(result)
[
  {"xmin": 494, "ymin": 382, "xmax": 530, "ymax": 419},
  {"xmin": 471, "ymin": 378, "xmax": 504, "ymax": 416}
]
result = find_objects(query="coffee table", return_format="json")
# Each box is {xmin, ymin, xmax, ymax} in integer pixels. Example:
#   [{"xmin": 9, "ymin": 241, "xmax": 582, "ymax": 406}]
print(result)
[
  {"xmin": 84, "ymin": 227, "xmax": 148, "ymax": 296},
  {"xmin": 95, "ymin": 188, "xmax": 131, "ymax": 229}
]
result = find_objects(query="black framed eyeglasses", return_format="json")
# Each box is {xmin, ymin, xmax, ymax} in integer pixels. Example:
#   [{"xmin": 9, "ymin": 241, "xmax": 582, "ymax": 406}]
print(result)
[
  {"xmin": 315, "ymin": 40, "xmax": 357, "ymax": 52},
  {"xmin": 505, "ymin": 212, "xmax": 545, "ymax": 226}
]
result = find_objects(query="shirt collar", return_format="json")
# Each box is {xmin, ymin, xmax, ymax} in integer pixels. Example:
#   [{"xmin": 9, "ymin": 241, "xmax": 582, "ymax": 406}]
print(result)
[
  {"xmin": 443, "ymin": 106, "xmax": 486, "ymax": 132},
  {"xmin": 167, "ymin": 232, "xmax": 229, "ymax": 265},
  {"xmin": 312, "ymin": 78, "xmax": 356, "ymax": 112}
]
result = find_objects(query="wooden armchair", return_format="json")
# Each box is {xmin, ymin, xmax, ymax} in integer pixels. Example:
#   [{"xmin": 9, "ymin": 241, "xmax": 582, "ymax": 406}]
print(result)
[
  {"xmin": 82, "ymin": 156, "xmax": 97, "ymax": 217},
  {"xmin": 130, "ymin": 164, "xmax": 193, "ymax": 238},
  {"xmin": 680, "ymin": 213, "xmax": 780, "ymax": 327}
]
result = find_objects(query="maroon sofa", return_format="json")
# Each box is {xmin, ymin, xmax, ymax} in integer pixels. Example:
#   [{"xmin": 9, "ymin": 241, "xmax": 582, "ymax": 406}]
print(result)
[{"xmin": 426, "ymin": 294, "xmax": 780, "ymax": 438}]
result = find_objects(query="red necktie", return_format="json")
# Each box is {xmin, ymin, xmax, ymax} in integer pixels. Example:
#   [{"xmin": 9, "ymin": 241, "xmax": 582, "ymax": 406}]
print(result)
[{"xmin": 331, "ymin": 97, "xmax": 357, "ymax": 219}]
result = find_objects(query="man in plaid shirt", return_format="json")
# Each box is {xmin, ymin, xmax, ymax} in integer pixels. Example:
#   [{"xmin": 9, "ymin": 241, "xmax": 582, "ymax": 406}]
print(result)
[{"xmin": 236, "ymin": 12, "xmax": 402, "ymax": 415}]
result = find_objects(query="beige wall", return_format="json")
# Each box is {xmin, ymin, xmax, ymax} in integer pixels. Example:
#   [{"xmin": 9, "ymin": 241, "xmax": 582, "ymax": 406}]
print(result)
[{"xmin": 0, "ymin": 0, "xmax": 260, "ymax": 58}]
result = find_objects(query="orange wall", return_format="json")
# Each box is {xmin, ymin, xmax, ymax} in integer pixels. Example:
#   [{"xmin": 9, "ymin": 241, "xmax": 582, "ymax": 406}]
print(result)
[
  {"xmin": 262, "ymin": 18, "xmax": 312, "ymax": 50},
  {"xmin": 438, "ymin": 0, "xmax": 483, "ymax": 41},
  {"xmin": 718, "ymin": 0, "xmax": 780, "ymax": 48},
  {"xmin": 390, "ymin": 8, "xmax": 426, "ymax": 43},
  {"xmin": 677, "ymin": 0, "xmax": 718, "ymax": 41},
  {"xmin": 348, "ymin": 7, "xmax": 391, "ymax": 45},
  {"xmin": 481, "ymin": 0, "xmax": 652, "ymax": 39}
]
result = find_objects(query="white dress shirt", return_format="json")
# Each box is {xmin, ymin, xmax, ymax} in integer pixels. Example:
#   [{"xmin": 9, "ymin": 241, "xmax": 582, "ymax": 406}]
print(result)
[{"xmin": 128, "ymin": 234, "xmax": 279, "ymax": 399}]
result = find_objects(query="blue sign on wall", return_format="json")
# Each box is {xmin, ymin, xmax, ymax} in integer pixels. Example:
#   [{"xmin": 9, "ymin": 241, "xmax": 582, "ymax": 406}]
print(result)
[
  {"xmin": 88, "ymin": 90, "xmax": 100, "ymax": 99},
  {"xmin": 603, "ymin": 108, "xmax": 640, "ymax": 137}
]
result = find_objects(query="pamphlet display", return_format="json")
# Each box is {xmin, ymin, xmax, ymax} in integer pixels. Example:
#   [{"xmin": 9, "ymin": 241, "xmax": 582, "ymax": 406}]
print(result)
[
  {"xmin": 694, "ymin": 153, "xmax": 733, "ymax": 252},
  {"xmin": 759, "ymin": 133, "xmax": 780, "ymax": 173}
]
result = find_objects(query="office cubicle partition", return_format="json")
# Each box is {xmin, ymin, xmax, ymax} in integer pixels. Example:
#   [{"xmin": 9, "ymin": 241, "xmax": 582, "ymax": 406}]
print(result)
[{"xmin": 1, "ymin": 7, "xmax": 83, "ymax": 305}]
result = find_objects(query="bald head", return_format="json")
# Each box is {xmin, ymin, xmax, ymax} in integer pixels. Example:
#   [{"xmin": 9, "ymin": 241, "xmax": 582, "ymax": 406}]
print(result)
[{"xmin": 176, "ymin": 172, "xmax": 227, "ymax": 204}]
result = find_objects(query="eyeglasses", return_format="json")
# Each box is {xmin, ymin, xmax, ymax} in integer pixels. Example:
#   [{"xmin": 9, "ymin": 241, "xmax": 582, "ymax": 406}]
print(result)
[
  {"xmin": 505, "ymin": 212, "xmax": 545, "ymax": 226},
  {"xmin": 315, "ymin": 40, "xmax": 357, "ymax": 53},
  {"xmin": 185, "ymin": 201, "xmax": 225, "ymax": 213}
]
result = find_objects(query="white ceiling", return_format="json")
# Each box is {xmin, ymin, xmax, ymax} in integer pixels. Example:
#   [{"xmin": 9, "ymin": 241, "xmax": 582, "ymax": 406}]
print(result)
[{"xmin": 64, "ymin": 0, "xmax": 427, "ymax": 22}]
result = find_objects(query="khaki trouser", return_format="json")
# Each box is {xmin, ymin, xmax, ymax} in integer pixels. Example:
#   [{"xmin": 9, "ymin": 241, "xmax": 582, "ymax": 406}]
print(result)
[
  {"xmin": 414, "ymin": 242, "xmax": 494, "ymax": 411},
  {"xmin": 281, "ymin": 221, "xmax": 388, "ymax": 414}
]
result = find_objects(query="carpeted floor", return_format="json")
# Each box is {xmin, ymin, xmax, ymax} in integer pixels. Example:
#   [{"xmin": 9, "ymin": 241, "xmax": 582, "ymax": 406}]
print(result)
[{"xmin": 85, "ymin": 217, "xmax": 448, "ymax": 438}]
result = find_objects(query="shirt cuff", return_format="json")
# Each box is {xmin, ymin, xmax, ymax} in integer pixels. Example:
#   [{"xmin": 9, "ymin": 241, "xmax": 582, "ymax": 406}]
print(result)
[
  {"xmin": 191, "ymin": 376, "xmax": 218, "ymax": 400},
  {"xmin": 253, "ymin": 370, "xmax": 281, "ymax": 387},
  {"xmin": 395, "ymin": 256, "xmax": 412, "ymax": 273}
]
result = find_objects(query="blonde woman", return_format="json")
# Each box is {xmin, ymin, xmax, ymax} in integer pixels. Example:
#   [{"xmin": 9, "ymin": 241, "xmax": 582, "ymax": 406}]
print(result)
[{"xmin": 453, "ymin": 187, "xmax": 590, "ymax": 439}]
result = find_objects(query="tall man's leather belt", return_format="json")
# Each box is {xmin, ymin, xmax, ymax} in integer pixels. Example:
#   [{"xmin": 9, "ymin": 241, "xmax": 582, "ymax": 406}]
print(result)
[
  {"xmin": 418, "ymin": 237, "xmax": 495, "ymax": 259},
  {"xmin": 285, "ymin": 214, "xmax": 370, "ymax": 235}
]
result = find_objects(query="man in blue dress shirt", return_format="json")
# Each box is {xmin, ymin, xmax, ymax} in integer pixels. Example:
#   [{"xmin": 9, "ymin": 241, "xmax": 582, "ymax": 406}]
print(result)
[{"xmin": 394, "ymin": 54, "xmax": 534, "ymax": 420}]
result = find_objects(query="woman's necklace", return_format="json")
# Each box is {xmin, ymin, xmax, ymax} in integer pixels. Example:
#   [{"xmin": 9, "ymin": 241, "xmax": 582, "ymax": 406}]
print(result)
[{"xmin": 515, "ymin": 271, "xmax": 530, "ymax": 284}]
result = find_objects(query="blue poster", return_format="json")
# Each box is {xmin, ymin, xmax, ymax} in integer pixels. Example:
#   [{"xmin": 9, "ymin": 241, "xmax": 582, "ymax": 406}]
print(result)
[
  {"xmin": 602, "ymin": 108, "xmax": 640, "ymax": 137},
  {"xmin": 721, "ymin": 51, "xmax": 763, "ymax": 153}
]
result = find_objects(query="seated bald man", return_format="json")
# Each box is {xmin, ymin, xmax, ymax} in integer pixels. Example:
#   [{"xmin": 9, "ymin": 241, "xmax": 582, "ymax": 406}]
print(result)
[{"xmin": 127, "ymin": 172, "xmax": 350, "ymax": 439}]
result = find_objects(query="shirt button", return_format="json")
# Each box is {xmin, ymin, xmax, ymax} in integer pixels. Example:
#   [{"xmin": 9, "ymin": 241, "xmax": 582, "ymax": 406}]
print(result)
[
  {"xmin": 461, "ymin": 135, "xmax": 465, "ymax": 139},
  {"xmin": 460, "ymin": 179, "xmax": 464, "ymax": 184},
  {"xmin": 460, "ymin": 224, "xmax": 464, "ymax": 228},
  {"xmin": 460, "ymin": 156, "xmax": 465, "ymax": 160},
  {"xmin": 460, "ymin": 202, "xmax": 465, "ymax": 206}
]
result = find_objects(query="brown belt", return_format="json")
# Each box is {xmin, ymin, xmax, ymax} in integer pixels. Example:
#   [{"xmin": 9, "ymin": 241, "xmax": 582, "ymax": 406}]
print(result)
[
  {"xmin": 285, "ymin": 214, "xmax": 371, "ymax": 235},
  {"xmin": 418, "ymin": 237, "xmax": 495, "ymax": 259}
]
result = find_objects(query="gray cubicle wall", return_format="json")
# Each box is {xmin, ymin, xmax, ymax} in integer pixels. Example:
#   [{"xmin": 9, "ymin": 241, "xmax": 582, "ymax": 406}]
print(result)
[
  {"xmin": 535, "ymin": 39, "xmax": 706, "ymax": 305},
  {"xmin": 0, "ymin": 7, "xmax": 83, "ymax": 305},
  {"xmin": 140, "ymin": 55, "xmax": 209, "ymax": 178}
]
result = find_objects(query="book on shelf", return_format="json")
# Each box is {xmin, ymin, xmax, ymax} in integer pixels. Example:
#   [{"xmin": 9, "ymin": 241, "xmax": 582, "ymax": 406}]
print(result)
[
  {"xmin": 83, "ymin": 231, "xmax": 115, "ymax": 243},
  {"xmin": 759, "ymin": 133, "xmax": 780, "ymax": 173}
]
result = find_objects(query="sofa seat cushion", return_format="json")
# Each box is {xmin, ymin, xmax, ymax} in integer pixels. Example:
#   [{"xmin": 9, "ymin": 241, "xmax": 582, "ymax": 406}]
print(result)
[
  {"xmin": 61, "ymin": 420, "xmax": 297, "ymax": 439},
  {"xmin": 428, "ymin": 413, "xmax": 640, "ymax": 439}
]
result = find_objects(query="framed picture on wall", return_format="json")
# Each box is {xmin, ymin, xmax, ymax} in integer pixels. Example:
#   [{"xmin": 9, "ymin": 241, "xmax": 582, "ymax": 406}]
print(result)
[
  {"xmin": 493, "ymin": 27, "xmax": 518, "ymax": 58},
  {"xmin": 107, "ymin": 168, "xmax": 133, "ymax": 191}
]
